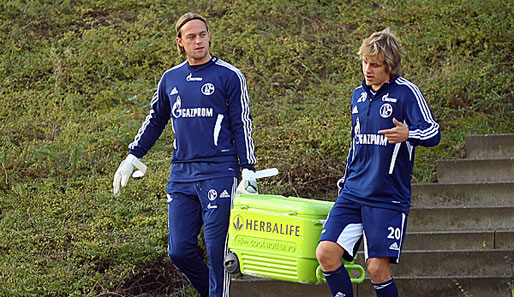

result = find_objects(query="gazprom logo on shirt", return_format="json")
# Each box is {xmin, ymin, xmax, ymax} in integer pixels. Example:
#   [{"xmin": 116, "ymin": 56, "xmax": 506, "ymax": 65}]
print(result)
[
  {"xmin": 174, "ymin": 107, "xmax": 213, "ymax": 118},
  {"xmin": 355, "ymin": 133, "xmax": 388, "ymax": 146},
  {"xmin": 186, "ymin": 73, "xmax": 202, "ymax": 81},
  {"xmin": 354, "ymin": 117, "xmax": 388, "ymax": 146},
  {"xmin": 171, "ymin": 96, "xmax": 214, "ymax": 118}
]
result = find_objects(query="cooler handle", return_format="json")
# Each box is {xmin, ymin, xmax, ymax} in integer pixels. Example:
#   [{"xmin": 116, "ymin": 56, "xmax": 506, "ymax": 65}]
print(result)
[{"xmin": 315, "ymin": 261, "xmax": 365, "ymax": 284}]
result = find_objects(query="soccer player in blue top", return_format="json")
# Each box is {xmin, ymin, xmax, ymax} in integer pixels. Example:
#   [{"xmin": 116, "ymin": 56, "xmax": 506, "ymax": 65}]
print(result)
[
  {"xmin": 316, "ymin": 28, "xmax": 440, "ymax": 297},
  {"xmin": 112, "ymin": 12, "xmax": 257, "ymax": 297}
]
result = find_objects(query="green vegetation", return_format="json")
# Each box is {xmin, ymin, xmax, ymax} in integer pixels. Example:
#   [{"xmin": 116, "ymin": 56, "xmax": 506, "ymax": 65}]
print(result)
[{"xmin": 1, "ymin": 0, "xmax": 512, "ymax": 296}]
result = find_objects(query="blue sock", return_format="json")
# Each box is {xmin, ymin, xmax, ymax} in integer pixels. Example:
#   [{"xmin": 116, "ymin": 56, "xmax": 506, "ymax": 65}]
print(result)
[
  {"xmin": 323, "ymin": 264, "xmax": 354, "ymax": 297},
  {"xmin": 372, "ymin": 278, "xmax": 398, "ymax": 297}
]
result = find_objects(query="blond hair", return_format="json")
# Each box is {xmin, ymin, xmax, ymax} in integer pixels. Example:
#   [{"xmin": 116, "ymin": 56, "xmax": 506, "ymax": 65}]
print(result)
[
  {"xmin": 175, "ymin": 12, "xmax": 208, "ymax": 56},
  {"xmin": 358, "ymin": 28, "xmax": 404, "ymax": 77}
]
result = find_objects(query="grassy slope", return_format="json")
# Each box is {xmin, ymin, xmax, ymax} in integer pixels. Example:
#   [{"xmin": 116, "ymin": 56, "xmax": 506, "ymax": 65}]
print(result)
[{"xmin": 0, "ymin": 0, "xmax": 512, "ymax": 296}]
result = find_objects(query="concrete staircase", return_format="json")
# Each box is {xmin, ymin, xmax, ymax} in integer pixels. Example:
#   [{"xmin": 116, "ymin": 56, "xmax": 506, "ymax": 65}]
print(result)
[{"xmin": 230, "ymin": 134, "xmax": 514, "ymax": 297}]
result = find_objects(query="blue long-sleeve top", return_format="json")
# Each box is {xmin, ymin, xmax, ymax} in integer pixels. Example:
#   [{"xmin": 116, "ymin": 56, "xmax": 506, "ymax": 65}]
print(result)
[
  {"xmin": 339, "ymin": 76, "xmax": 441, "ymax": 214},
  {"xmin": 128, "ymin": 56, "xmax": 256, "ymax": 182}
]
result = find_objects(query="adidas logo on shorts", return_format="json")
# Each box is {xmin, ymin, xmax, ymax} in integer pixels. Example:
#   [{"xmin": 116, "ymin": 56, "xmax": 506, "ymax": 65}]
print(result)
[
  {"xmin": 389, "ymin": 242, "xmax": 400, "ymax": 251},
  {"xmin": 335, "ymin": 292, "xmax": 346, "ymax": 297},
  {"xmin": 220, "ymin": 190, "xmax": 231, "ymax": 198}
]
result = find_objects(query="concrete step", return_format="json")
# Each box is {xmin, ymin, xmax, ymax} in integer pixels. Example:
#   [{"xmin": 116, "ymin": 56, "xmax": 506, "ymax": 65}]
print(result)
[
  {"xmin": 466, "ymin": 133, "xmax": 514, "ymax": 159},
  {"xmin": 408, "ymin": 206, "xmax": 514, "ymax": 232},
  {"xmin": 230, "ymin": 276, "xmax": 335, "ymax": 297},
  {"xmin": 358, "ymin": 230, "xmax": 514, "ymax": 251},
  {"xmin": 230, "ymin": 276, "xmax": 513, "ymax": 297},
  {"xmin": 437, "ymin": 158, "xmax": 514, "ymax": 183},
  {"xmin": 231, "ymin": 250, "xmax": 514, "ymax": 296},
  {"xmin": 411, "ymin": 182, "xmax": 514, "ymax": 208},
  {"xmin": 356, "ymin": 276, "xmax": 513, "ymax": 297},
  {"xmin": 359, "ymin": 229, "xmax": 514, "ymax": 254},
  {"xmin": 355, "ymin": 249, "xmax": 514, "ymax": 277},
  {"xmin": 403, "ymin": 230, "xmax": 495, "ymax": 251},
  {"xmin": 497, "ymin": 230, "xmax": 514, "ymax": 249}
]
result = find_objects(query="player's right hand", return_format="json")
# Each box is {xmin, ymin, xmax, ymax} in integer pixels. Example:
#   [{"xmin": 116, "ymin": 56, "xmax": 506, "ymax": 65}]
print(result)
[{"xmin": 113, "ymin": 154, "xmax": 147, "ymax": 196}]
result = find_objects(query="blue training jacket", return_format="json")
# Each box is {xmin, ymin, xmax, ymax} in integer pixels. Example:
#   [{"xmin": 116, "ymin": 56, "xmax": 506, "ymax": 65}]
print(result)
[
  {"xmin": 339, "ymin": 76, "xmax": 440, "ymax": 214},
  {"xmin": 128, "ymin": 56, "xmax": 256, "ymax": 182}
]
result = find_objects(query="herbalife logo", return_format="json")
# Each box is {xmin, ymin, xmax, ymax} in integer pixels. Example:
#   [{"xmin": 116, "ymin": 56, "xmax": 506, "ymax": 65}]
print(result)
[{"xmin": 232, "ymin": 214, "xmax": 244, "ymax": 231}]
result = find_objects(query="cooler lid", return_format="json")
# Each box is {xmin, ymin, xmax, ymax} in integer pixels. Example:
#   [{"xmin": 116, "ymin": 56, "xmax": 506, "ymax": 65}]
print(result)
[{"xmin": 234, "ymin": 194, "xmax": 334, "ymax": 216}]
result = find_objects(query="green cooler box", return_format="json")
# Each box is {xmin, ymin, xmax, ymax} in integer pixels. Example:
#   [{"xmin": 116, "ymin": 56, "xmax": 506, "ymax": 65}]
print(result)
[{"xmin": 225, "ymin": 194, "xmax": 364, "ymax": 284}]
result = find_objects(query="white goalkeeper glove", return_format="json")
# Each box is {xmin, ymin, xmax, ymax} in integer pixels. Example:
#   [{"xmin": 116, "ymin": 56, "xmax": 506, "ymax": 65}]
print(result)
[
  {"xmin": 236, "ymin": 168, "xmax": 258, "ymax": 194},
  {"xmin": 113, "ymin": 154, "xmax": 147, "ymax": 196}
]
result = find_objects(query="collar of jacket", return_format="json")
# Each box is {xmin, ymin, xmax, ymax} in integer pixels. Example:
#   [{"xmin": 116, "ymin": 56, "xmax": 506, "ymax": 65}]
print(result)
[
  {"xmin": 187, "ymin": 55, "xmax": 218, "ymax": 72},
  {"xmin": 361, "ymin": 76, "xmax": 398, "ymax": 100}
]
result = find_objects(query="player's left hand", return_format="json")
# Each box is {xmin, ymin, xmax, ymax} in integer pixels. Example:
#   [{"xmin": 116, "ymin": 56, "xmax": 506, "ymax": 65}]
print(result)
[
  {"xmin": 236, "ymin": 168, "xmax": 258, "ymax": 194},
  {"xmin": 378, "ymin": 118, "xmax": 409, "ymax": 144}
]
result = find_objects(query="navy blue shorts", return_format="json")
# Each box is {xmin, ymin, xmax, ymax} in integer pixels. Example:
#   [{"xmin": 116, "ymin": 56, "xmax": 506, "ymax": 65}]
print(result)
[{"xmin": 319, "ymin": 198, "xmax": 407, "ymax": 264}]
